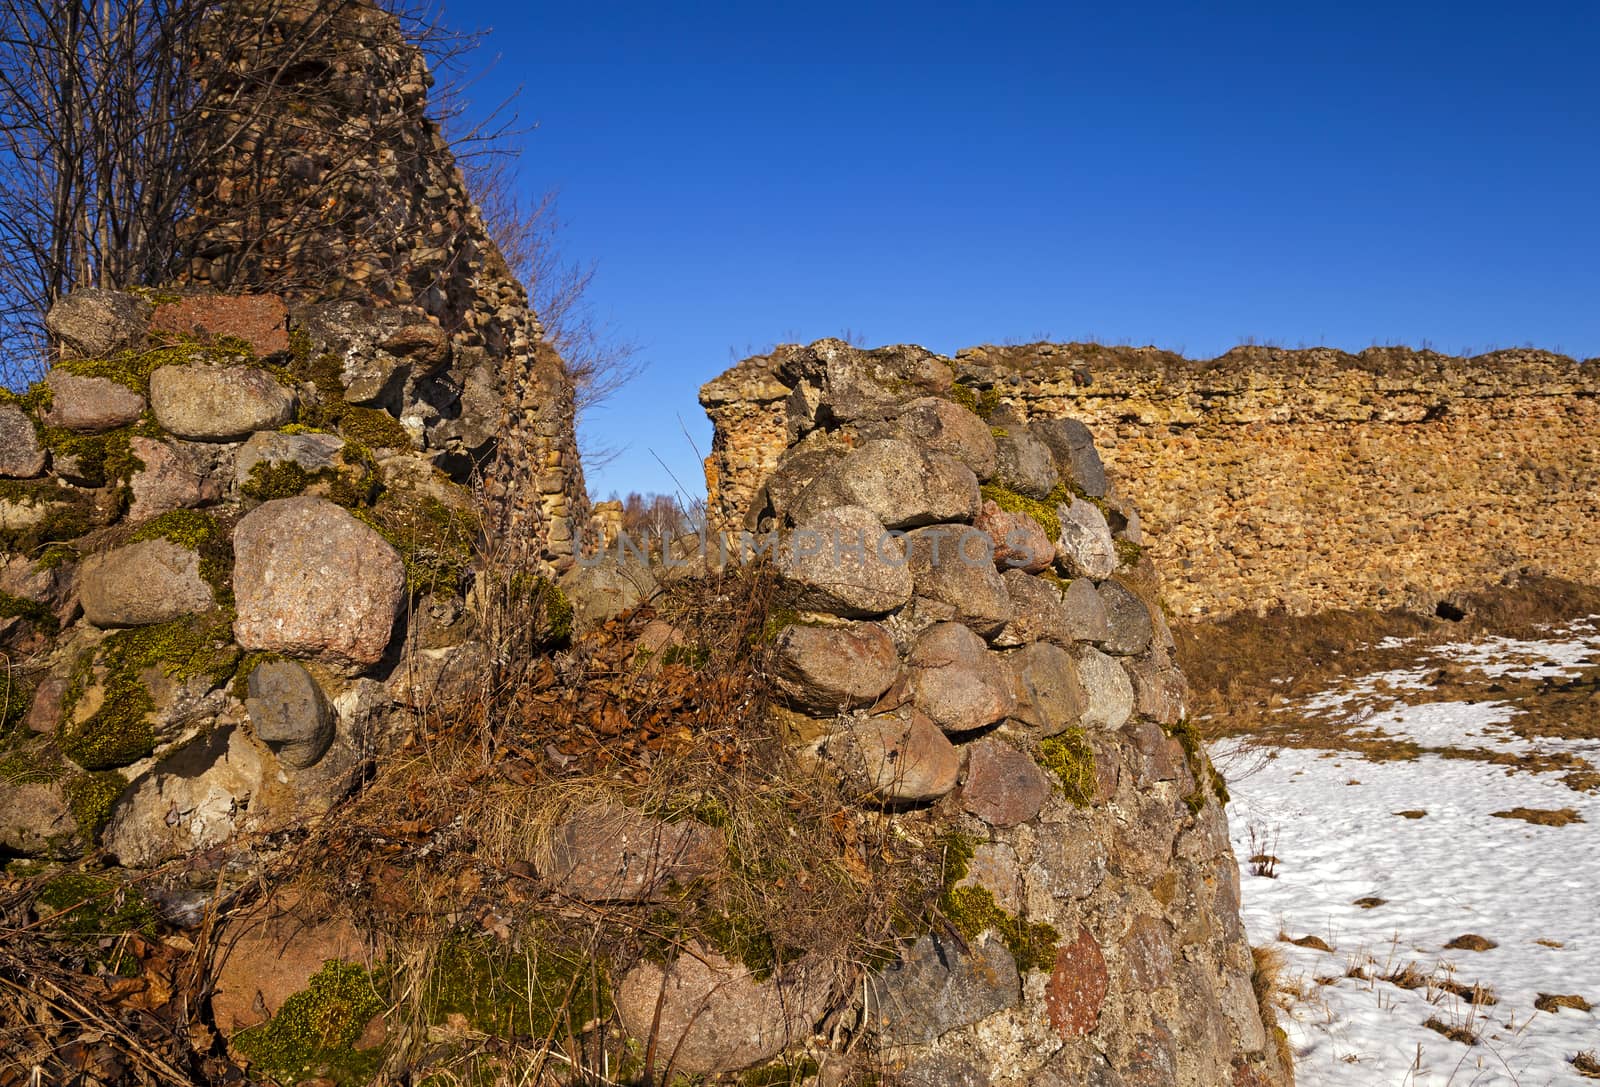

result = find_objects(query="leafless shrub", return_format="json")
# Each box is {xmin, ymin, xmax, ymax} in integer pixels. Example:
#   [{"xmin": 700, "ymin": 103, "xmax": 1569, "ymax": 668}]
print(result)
[{"xmin": 1247, "ymin": 821, "xmax": 1280, "ymax": 878}]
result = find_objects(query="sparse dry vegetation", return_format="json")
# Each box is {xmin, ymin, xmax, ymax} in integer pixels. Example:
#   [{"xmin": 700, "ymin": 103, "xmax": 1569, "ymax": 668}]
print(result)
[{"xmin": 0, "ymin": 551, "xmax": 963, "ymax": 1084}]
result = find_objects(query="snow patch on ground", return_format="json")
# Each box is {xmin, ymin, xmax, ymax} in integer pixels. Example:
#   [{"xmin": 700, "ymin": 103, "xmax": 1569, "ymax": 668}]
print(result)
[{"xmin": 1221, "ymin": 625, "xmax": 1600, "ymax": 1086}]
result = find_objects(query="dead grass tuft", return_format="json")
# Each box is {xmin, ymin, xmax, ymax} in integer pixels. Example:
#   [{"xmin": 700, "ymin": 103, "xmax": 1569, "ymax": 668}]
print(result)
[
  {"xmin": 1536, "ymin": 992, "xmax": 1593, "ymax": 1014},
  {"xmin": 1173, "ymin": 574, "xmax": 1600, "ymax": 754},
  {"xmin": 1490, "ymin": 807, "xmax": 1584, "ymax": 826},
  {"xmin": 1423, "ymin": 1016, "xmax": 1478, "ymax": 1045},
  {"xmin": 1288, "ymin": 934, "xmax": 1333, "ymax": 952}
]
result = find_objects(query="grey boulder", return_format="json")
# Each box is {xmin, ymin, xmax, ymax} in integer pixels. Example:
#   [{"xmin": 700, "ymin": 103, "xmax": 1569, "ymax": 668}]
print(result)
[
  {"xmin": 831, "ymin": 709, "xmax": 959, "ymax": 803},
  {"xmin": 616, "ymin": 945, "xmax": 831, "ymax": 1074},
  {"xmin": 993, "ymin": 425, "xmax": 1060, "ymax": 498},
  {"xmin": 150, "ymin": 364, "xmax": 295, "ymax": 440},
  {"xmin": 1055, "ymin": 497, "xmax": 1118, "ymax": 579},
  {"xmin": 861, "ymin": 396, "xmax": 998, "ymax": 480},
  {"xmin": 1075, "ymin": 646, "xmax": 1135, "ymax": 731},
  {"xmin": 1097, "ymin": 579, "xmax": 1155, "ymax": 656},
  {"xmin": 994, "ymin": 569, "xmax": 1072, "ymax": 648},
  {"xmin": 45, "ymin": 289, "xmax": 151, "ymax": 360},
  {"xmin": 1060, "ymin": 577, "xmax": 1113, "ymax": 643},
  {"xmin": 905, "ymin": 622, "xmax": 1015, "ymax": 733},
  {"xmin": 234, "ymin": 430, "xmax": 345, "ymax": 487},
  {"xmin": 1032, "ymin": 417, "xmax": 1108, "ymax": 497},
  {"xmin": 793, "ymin": 439, "xmax": 978, "ymax": 530},
  {"xmin": 0, "ymin": 405, "xmax": 45, "ymax": 478},
  {"xmin": 42, "ymin": 369, "xmax": 146, "ymax": 433},
  {"xmin": 778, "ymin": 504, "xmax": 913, "ymax": 617},
  {"xmin": 903, "ymin": 524, "xmax": 1013, "ymax": 639},
  {"xmin": 126, "ymin": 437, "xmax": 224, "ymax": 523},
  {"xmin": 79, "ymin": 538, "xmax": 215, "ymax": 627},
  {"xmin": 1007, "ymin": 641, "xmax": 1087, "ymax": 736},
  {"xmin": 245, "ymin": 660, "xmax": 334, "ymax": 769},
  {"xmin": 869, "ymin": 929, "xmax": 1021, "ymax": 1044},
  {"xmin": 773, "ymin": 621, "xmax": 899, "ymax": 712}
]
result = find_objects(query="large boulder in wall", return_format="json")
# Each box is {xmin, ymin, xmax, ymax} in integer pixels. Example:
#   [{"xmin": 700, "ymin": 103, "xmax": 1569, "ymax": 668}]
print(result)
[{"xmin": 232, "ymin": 496, "xmax": 406, "ymax": 672}]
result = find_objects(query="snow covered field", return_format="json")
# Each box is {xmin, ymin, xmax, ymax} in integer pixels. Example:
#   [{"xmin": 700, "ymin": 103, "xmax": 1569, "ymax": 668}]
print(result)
[{"xmin": 1220, "ymin": 620, "xmax": 1600, "ymax": 1085}]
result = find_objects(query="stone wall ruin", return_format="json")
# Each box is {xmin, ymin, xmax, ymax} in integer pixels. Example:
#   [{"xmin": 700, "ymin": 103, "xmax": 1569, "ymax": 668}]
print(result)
[
  {"xmin": 705, "ymin": 339, "xmax": 1600, "ymax": 620},
  {"xmin": 687, "ymin": 339, "xmax": 1293, "ymax": 1084}
]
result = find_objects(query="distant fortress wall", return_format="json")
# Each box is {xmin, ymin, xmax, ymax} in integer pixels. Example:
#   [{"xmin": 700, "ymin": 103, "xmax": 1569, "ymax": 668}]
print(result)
[{"xmin": 702, "ymin": 341, "xmax": 1600, "ymax": 619}]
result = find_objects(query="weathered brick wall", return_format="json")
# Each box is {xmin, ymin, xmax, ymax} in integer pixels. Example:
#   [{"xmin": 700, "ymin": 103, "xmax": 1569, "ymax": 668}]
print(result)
[{"xmin": 703, "ymin": 341, "xmax": 1600, "ymax": 619}]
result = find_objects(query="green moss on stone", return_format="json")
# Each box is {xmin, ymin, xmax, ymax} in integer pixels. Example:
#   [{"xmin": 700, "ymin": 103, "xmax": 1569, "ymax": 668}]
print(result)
[
  {"xmin": 0, "ymin": 677, "xmax": 30, "ymax": 742},
  {"xmin": 1037, "ymin": 570, "xmax": 1072, "ymax": 595},
  {"xmin": 0, "ymin": 740, "xmax": 65, "ymax": 784},
  {"xmin": 126, "ymin": 285, "xmax": 182, "ymax": 306},
  {"xmin": 1037, "ymin": 728, "xmax": 1096, "ymax": 807},
  {"xmin": 57, "ymin": 337, "xmax": 254, "ymax": 395},
  {"xmin": 358, "ymin": 491, "xmax": 479, "ymax": 597},
  {"xmin": 337, "ymin": 406, "xmax": 411, "ymax": 450},
  {"xmin": 58, "ymin": 670, "xmax": 155, "ymax": 770},
  {"xmin": 0, "ymin": 480, "xmax": 96, "ymax": 552},
  {"xmin": 36, "ymin": 871, "xmax": 156, "ymax": 973},
  {"xmin": 241, "ymin": 443, "xmax": 378, "ymax": 509},
  {"xmin": 942, "ymin": 886, "xmax": 1060, "ymax": 973},
  {"xmin": 980, "ymin": 481, "xmax": 1072, "ymax": 540},
  {"xmin": 287, "ymin": 328, "xmax": 315, "ymax": 371},
  {"xmin": 531, "ymin": 576, "xmax": 573, "ymax": 644},
  {"xmin": 427, "ymin": 932, "xmax": 610, "ymax": 1039},
  {"xmin": 64, "ymin": 771, "xmax": 127, "ymax": 840},
  {"xmin": 947, "ymin": 381, "xmax": 1002, "ymax": 420},
  {"xmin": 0, "ymin": 380, "xmax": 53, "ymax": 414},
  {"xmin": 229, "ymin": 650, "xmax": 284, "ymax": 702},
  {"xmin": 0, "ymin": 589, "xmax": 57, "ymax": 635},
  {"xmin": 760, "ymin": 605, "xmax": 801, "ymax": 644},
  {"xmin": 1165, "ymin": 718, "xmax": 1229, "ymax": 812},
  {"xmin": 948, "ymin": 383, "xmax": 980, "ymax": 413},
  {"xmin": 129, "ymin": 508, "xmax": 210, "ymax": 550},
  {"xmin": 32, "ymin": 544, "xmax": 76, "ymax": 571},
  {"xmin": 699, "ymin": 909, "xmax": 787, "ymax": 980},
  {"xmin": 58, "ymin": 612, "xmax": 239, "ymax": 770},
  {"xmin": 939, "ymin": 831, "xmax": 978, "ymax": 888},
  {"xmin": 934, "ymin": 832, "xmax": 1058, "ymax": 972},
  {"xmin": 129, "ymin": 509, "xmax": 232, "ymax": 602},
  {"xmin": 1115, "ymin": 539, "xmax": 1144, "ymax": 567},
  {"xmin": 241, "ymin": 459, "xmax": 316, "ymax": 501},
  {"xmin": 289, "ymin": 348, "xmax": 344, "ymax": 403},
  {"xmin": 233, "ymin": 960, "xmax": 386, "ymax": 1087}
]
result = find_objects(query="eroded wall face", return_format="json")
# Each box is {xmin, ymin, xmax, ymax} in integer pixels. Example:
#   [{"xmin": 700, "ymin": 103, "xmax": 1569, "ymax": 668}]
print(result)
[
  {"xmin": 705, "ymin": 341, "xmax": 1600, "ymax": 619},
  {"xmin": 180, "ymin": 0, "xmax": 589, "ymax": 568}
]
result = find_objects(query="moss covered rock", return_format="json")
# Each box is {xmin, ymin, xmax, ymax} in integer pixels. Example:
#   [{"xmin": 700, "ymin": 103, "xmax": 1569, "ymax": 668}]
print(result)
[
  {"xmin": 40, "ymin": 370, "xmax": 146, "ymax": 433},
  {"xmin": 57, "ymin": 612, "xmax": 239, "ymax": 770}
]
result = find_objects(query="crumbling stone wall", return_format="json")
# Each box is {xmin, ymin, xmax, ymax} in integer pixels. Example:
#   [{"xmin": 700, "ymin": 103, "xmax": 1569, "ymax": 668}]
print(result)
[
  {"xmin": 705, "ymin": 340, "xmax": 1600, "ymax": 619},
  {"xmin": 690, "ymin": 339, "xmax": 1291, "ymax": 1084},
  {"xmin": 0, "ymin": 292, "xmax": 489, "ymax": 864},
  {"xmin": 182, "ymin": 0, "xmax": 586, "ymax": 567}
]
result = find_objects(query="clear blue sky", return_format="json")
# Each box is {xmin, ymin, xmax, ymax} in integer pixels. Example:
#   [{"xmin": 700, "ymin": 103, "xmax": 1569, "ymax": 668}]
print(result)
[{"xmin": 444, "ymin": 1, "xmax": 1600, "ymax": 501}]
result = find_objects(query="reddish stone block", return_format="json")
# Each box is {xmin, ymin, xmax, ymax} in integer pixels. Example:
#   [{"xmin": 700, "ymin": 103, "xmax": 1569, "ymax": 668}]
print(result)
[
  {"xmin": 152, "ymin": 293, "xmax": 290, "ymax": 356},
  {"xmin": 1046, "ymin": 926, "xmax": 1108, "ymax": 1037}
]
